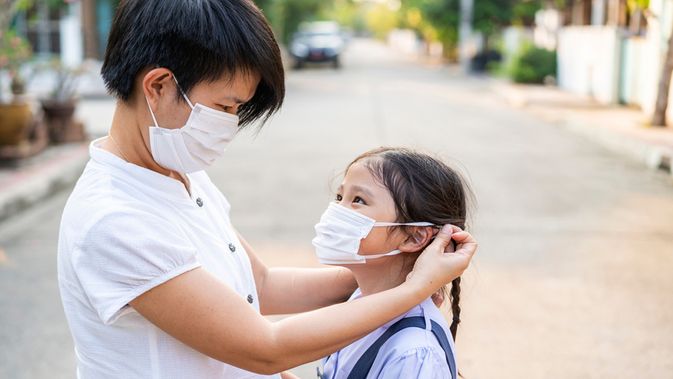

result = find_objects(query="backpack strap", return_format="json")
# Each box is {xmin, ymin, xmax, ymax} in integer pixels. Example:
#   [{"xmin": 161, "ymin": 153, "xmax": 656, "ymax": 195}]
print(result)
[{"xmin": 346, "ymin": 316, "xmax": 457, "ymax": 379}]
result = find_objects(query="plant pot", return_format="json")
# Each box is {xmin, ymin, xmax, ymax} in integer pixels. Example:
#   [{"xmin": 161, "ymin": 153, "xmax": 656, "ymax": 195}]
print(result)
[
  {"xmin": 41, "ymin": 99, "xmax": 86, "ymax": 144},
  {"xmin": 0, "ymin": 101, "xmax": 32, "ymax": 146}
]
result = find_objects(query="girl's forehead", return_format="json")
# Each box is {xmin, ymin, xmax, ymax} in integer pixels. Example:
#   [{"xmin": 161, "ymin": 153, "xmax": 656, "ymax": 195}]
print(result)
[{"xmin": 343, "ymin": 161, "xmax": 386, "ymax": 190}]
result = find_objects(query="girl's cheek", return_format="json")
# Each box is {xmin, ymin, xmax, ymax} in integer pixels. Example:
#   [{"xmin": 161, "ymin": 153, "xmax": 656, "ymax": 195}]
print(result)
[{"xmin": 358, "ymin": 229, "xmax": 390, "ymax": 254}]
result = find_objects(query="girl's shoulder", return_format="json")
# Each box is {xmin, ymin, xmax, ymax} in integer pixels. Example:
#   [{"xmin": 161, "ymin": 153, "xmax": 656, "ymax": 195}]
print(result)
[
  {"xmin": 383, "ymin": 299, "xmax": 454, "ymax": 361},
  {"xmin": 371, "ymin": 324, "xmax": 452, "ymax": 378}
]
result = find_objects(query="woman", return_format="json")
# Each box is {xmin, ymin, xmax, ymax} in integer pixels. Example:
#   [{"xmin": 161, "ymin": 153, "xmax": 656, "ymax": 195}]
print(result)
[{"xmin": 57, "ymin": 1, "xmax": 478, "ymax": 378}]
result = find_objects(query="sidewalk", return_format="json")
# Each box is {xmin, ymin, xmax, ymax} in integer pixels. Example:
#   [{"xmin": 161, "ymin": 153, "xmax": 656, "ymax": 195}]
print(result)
[
  {"xmin": 0, "ymin": 142, "xmax": 89, "ymax": 223},
  {"xmin": 0, "ymin": 97, "xmax": 113, "ymax": 224},
  {"xmin": 490, "ymin": 79, "xmax": 673, "ymax": 177}
]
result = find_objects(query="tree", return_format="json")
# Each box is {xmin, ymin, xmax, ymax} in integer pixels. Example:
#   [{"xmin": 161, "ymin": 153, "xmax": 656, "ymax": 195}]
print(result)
[
  {"xmin": 398, "ymin": 0, "xmax": 460, "ymax": 57},
  {"xmin": 473, "ymin": 0, "xmax": 541, "ymax": 49},
  {"xmin": 652, "ymin": 21, "xmax": 673, "ymax": 127}
]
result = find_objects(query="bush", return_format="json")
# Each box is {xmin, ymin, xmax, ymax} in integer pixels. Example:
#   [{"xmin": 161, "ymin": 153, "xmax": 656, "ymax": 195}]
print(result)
[{"xmin": 510, "ymin": 45, "xmax": 556, "ymax": 84}]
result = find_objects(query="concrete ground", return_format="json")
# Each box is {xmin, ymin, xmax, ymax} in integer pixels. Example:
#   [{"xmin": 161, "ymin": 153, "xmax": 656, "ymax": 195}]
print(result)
[{"xmin": 1, "ymin": 39, "xmax": 673, "ymax": 378}]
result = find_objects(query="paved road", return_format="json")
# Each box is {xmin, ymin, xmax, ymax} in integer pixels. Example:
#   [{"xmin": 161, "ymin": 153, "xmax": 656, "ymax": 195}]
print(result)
[{"xmin": 2, "ymin": 39, "xmax": 673, "ymax": 378}]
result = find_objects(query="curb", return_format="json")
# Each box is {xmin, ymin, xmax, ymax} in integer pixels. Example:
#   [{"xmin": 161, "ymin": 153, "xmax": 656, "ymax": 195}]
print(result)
[
  {"xmin": 0, "ymin": 143, "xmax": 89, "ymax": 224},
  {"xmin": 561, "ymin": 114, "xmax": 673, "ymax": 176},
  {"xmin": 490, "ymin": 80, "xmax": 673, "ymax": 180}
]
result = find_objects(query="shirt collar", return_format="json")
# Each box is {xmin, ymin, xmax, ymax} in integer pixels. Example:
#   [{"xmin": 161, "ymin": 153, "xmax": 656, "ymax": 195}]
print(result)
[
  {"xmin": 349, "ymin": 287, "xmax": 434, "ymax": 328},
  {"xmin": 89, "ymin": 137, "xmax": 194, "ymax": 202}
]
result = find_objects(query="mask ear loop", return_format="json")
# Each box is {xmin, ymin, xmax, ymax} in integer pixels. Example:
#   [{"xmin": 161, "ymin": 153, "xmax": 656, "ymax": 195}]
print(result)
[
  {"xmin": 172, "ymin": 76, "xmax": 195, "ymax": 110},
  {"xmin": 373, "ymin": 222, "xmax": 436, "ymax": 227},
  {"xmin": 145, "ymin": 97, "xmax": 160, "ymax": 127}
]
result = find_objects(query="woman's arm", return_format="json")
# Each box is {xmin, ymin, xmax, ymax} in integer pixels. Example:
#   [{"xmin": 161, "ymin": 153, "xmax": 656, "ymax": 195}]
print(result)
[
  {"xmin": 238, "ymin": 232, "xmax": 358, "ymax": 315},
  {"xmin": 130, "ymin": 225, "xmax": 476, "ymax": 374}
]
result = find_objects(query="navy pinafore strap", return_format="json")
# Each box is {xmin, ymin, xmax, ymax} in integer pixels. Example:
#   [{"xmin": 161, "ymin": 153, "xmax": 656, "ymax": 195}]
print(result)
[{"xmin": 345, "ymin": 316, "xmax": 457, "ymax": 379}]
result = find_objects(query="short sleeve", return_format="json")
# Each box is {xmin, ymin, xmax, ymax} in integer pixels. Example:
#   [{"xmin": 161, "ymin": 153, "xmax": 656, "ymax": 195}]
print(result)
[
  {"xmin": 376, "ymin": 347, "xmax": 452, "ymax": 379},
  {"xmin": 73, "ymin": 210, "xmax": 201, "ymax": 325}
]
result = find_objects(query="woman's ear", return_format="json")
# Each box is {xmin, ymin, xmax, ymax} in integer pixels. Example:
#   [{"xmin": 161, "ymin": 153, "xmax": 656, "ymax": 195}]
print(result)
[
  {"xmin": 398, "ymin": 226, "xmax": 435, "ymax": 253},
  {"xmin": 141, "ymin": 67, "xmax": 176, "ymax": 109}
]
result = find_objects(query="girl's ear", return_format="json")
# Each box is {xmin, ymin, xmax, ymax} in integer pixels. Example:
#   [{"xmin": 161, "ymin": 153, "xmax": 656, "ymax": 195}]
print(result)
[{"xmin": 398, "ymin": 226, "xmax": 436, "ymax": 253}]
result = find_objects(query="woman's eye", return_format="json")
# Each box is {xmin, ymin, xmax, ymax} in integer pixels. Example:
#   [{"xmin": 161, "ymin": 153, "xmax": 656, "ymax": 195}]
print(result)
[{"xmin": 353, "ymin": 196, "xmax": 366, "ymax": 205}]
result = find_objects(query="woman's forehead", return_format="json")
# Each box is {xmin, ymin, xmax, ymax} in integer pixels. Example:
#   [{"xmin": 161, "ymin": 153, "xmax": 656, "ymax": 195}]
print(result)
[{"xmin": 202, "ymin": 71, "xmax": 260, "ymax": 101}]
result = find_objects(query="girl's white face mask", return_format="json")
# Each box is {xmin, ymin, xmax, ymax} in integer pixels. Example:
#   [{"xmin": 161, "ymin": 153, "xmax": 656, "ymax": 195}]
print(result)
[
  {"xmin": 146, "ymin": 78, "xmax": 239, "ymax": 173},
  {"xmin": 312, "ymin": 203, "xmax": 435, "ymax": 265}
]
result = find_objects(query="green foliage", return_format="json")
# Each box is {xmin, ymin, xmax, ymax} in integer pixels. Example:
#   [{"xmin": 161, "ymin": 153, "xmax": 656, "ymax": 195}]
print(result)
[
  {"xmin": 0, "ymin": 30, "xmax": 32, "ymax": 72},
  {"xmin": 473, "ymin": 0, "xmax": 512, "ymax": 38},
  {"xmin": 366, "ymin": 4, "xmax": 400, "ymax": 39},
  {"xmin": 322, "ymin": 0, "xmax": 365, "ymax": 31},
  {"xmin": 512, "ymin": 0, "xmax": 543, "ymax": 26},
  {"xmin": 253, "ymin": 0, "xmax": 542, "ymax": 53},
  {"xmin": 283, "ymin": 0, "xmax": 326, "ymax": 42},
  {"xmin": 398, "ymin": 0, "xmax": 459, "ymax": 56},
  {"xmin": 626, "ymin": 0, "xmax": 649, "ymax": 11},
  {"xmin": 473, "ymin": 0, "xmax": 541, "ymax": 37},
  {"xmin": 509, "ymin": 44, "xmax": 556, "ymax": 84}
]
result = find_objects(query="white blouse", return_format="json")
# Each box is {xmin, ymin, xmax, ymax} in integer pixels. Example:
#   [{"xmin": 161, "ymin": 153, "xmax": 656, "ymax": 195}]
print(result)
[{"xmin": 57, "ymin": 137, "xmax": 279, "ymax": 379}]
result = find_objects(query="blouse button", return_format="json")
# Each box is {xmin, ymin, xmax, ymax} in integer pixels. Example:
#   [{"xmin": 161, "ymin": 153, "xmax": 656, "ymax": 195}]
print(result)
[
  {"xmin": 247, "ymin": 294, "xmax": 254, "ymax": 304},
  {"xmin": 196, "ymin": 197, "xmax": 204, "ymax": 207},
  {"xmin": 228, "ymin": 243, "xmax": 236, "ymax": 252}
]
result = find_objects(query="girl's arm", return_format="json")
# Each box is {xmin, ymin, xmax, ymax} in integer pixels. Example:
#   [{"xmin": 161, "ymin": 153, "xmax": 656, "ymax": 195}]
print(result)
[
  {"xmin": 238, "ymin": 232, "xmax": 358, "ymax": 315},
  {"xmin": 130, "ymin": 225, "xmax": 476, "ymax": 374}
]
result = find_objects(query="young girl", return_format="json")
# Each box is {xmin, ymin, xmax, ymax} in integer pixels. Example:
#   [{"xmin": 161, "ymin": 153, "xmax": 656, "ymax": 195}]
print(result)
[{"xmin": 313, "ymin": 147, "xmax": 471, "ymax": 379}]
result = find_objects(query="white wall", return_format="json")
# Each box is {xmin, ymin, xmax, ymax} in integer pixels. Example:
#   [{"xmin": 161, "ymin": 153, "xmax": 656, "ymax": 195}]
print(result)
[
  {"xmin": 59, "ymin": 2, "xmax": 83, "ymax": 68},
  {"xmin": 534, "ymin": 8, "xmax": 562, "ymax": 50},
  {"xmin": 557, "ymin": 26, "xmax": 621, "ymax": 104}
]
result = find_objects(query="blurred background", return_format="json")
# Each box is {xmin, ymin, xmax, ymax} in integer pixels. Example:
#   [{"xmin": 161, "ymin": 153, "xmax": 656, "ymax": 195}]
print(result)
[{"xmin": 1, "ymin": 0, "xmax": 673, "ymax": 378}]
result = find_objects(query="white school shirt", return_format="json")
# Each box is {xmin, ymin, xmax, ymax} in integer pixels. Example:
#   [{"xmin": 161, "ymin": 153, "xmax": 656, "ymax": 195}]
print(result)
[
  {"xmin": 57, "ymin": 137, "xmax": 280, "ymax": 379},
  {"xmin": 320, "ymin": 289, "xmax": 456, "ymax": 379}
]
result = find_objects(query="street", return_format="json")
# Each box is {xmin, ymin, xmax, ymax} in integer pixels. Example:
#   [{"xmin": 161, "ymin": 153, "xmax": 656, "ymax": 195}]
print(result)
[{"xmin": 1, "ymin": 39, "xmax": 673, "ymax": 378}]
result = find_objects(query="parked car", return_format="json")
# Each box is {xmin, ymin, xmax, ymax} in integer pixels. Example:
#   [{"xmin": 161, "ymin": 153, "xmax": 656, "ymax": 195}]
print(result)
[{"xmin": 290, "ymin": 21, "xmax": 345, "ymax": 69}]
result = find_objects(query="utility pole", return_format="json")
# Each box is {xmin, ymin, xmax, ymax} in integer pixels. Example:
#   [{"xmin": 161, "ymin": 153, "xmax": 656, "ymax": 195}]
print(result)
[
  {"xmin": 81, "ymin": 0, "xmax": 99, "ymax": 59},
  {"xmin": 459, "ymin": 0, "xmax": 474, "ymax": 72}
]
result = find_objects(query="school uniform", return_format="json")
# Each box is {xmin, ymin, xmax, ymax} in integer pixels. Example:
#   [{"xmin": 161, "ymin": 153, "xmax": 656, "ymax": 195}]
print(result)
[{"xmin": 320, "ymin": 289, "xmax": 456, "ymax": 379}]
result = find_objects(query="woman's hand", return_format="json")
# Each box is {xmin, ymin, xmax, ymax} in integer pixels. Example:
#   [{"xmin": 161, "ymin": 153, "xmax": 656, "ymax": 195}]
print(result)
[{"xmin": 407, "ymin": 225, "xmax": 477, "ymax": 297}]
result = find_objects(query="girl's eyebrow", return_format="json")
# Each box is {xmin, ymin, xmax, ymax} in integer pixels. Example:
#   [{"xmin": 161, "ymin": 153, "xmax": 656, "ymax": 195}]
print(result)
[
  {"xmin": 351, "ymin": 184, "xmax": 374, "ymax": 198},
  {"xmin": 337, "ymin": 184, "xmax": 375, "ymax": 198}
]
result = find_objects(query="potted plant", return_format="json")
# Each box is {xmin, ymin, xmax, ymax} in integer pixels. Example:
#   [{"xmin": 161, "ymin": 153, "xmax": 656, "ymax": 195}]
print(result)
[
  {"xmin": 41, "ymin": 61, "xmax": 86, "ymax": 143},
  {"xmin": 0, "ymin": 29, "xmax": 33, "ymax": 147}
]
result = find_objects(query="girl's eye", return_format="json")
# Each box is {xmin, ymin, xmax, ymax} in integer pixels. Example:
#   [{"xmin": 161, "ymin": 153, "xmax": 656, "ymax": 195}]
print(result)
[
  {"xmin": 335, "ymin": 194, "xmax": 343, "ymax": 202},
  {"xmin": 353, "ymin": 196, "xmax": 366, "ymax": 205}
]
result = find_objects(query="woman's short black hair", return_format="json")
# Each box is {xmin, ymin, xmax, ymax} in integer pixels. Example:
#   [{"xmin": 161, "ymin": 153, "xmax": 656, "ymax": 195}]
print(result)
[{"xmin": 101, "ymin": 0, "xmax": 285, "ymax": 127}]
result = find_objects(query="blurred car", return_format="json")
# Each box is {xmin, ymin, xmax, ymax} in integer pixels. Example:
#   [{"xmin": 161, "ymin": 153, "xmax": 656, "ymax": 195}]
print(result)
[{"xmin": 289, "ymin": 21, "xmax": 345, "ymax": 69}]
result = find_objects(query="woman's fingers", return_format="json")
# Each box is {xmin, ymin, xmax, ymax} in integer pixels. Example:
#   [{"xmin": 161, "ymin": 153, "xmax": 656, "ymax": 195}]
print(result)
[
  {"xmin": 427, "ymin": 225, "xmax": 454, "ymax": 254},
  {"xmin": 450, "ymin": 230, "xmax": 478, "ymax": 258},
  {"xmin": 408, "ymin": 225, "xmax": 477, "ymax": 294}
]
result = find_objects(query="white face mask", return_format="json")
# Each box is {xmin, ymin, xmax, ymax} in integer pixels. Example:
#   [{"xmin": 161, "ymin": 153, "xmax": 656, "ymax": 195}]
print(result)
[
  {"xmin": 146, "ymin": 78, "xmax": 239, "ymax": 173},
  {"xmin": 312, "ymin": 203, "xmax": 435, "ymax": 265}
]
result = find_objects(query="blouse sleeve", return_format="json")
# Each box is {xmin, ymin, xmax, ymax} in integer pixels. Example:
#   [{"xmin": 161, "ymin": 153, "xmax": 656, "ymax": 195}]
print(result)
[
  {"xmin": 72, "ymin": 210, "xmax": 201, "ymax": 325},
  {"xmin": 376, "ymin": 347, "xmax": 453, "ymax": 379}
]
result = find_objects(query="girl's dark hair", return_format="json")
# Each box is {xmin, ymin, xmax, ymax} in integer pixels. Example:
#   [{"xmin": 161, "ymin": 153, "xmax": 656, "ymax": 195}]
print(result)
[
  {"xmin": 348, "ymin": 147, "xmax": 472, "ymax": 342},
  {"xmin": 101, "ymin": 0, "xmax": 285, "ymax": 127}
]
